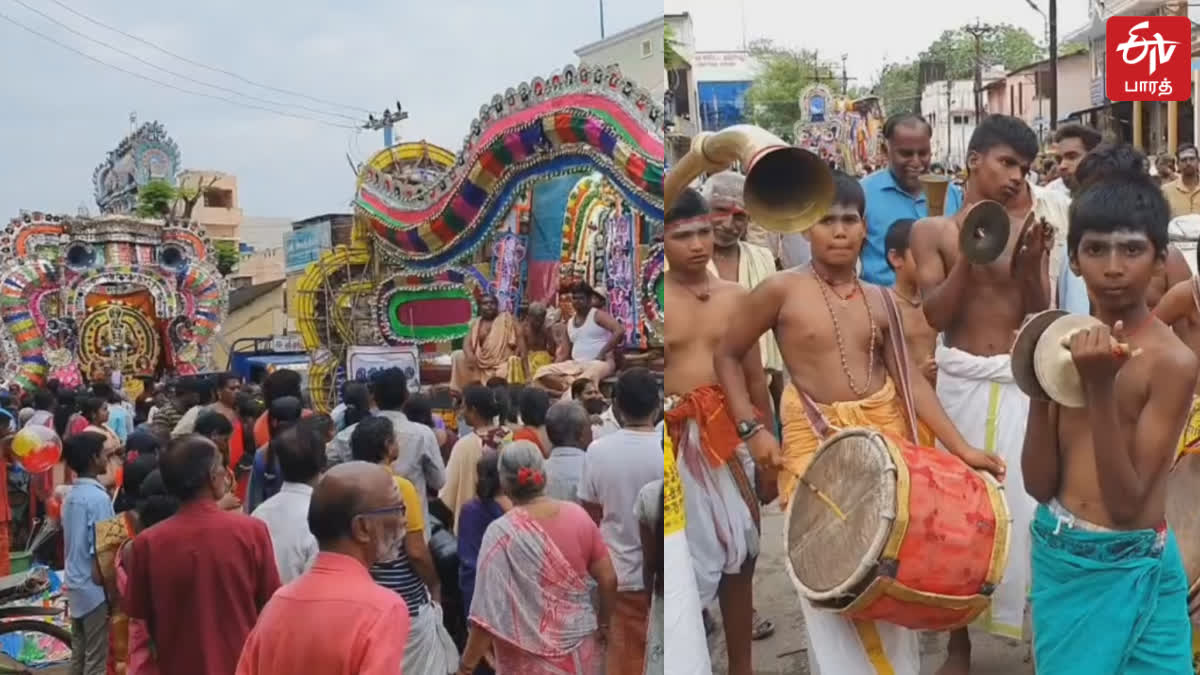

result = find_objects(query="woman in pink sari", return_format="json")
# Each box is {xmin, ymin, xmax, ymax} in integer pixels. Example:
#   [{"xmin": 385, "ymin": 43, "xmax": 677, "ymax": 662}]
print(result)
[{"xmin": 456, "ymin": 441, "xmax": 617, "ymax": 675}]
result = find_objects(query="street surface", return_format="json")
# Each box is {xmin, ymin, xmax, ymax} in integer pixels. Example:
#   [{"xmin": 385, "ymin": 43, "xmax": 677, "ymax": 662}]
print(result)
[{"xmin": 707, "ymin": 505, "xmax": 1035, "ymax": 674}]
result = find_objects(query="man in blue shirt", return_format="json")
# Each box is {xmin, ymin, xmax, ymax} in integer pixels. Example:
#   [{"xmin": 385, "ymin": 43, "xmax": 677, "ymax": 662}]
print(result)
[
  {"xmin": 62, "ymin": 430, "xmax": 118, "ymax": 674},
  {"xmin": 860, "ymin": 113, "xmax": 965, "ymax": 286}
]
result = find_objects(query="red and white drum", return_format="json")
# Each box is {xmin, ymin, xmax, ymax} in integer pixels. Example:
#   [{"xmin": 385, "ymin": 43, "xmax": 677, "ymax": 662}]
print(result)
[{"xmin": 785, "ymin": 428, "xmax": 1012, "ymax": 630}]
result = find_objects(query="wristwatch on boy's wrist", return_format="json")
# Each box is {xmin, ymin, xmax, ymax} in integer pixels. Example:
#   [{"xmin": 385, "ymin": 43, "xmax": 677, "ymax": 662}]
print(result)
[{"xmin": 736, "ymin": 420, "xmax": 763, "ymax": 441}]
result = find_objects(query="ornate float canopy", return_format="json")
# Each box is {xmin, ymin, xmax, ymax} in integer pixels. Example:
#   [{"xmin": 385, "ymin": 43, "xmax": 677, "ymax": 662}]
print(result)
[
  {"xmin": 355, "ymin": 63, "xmax": 665, "ymax": 270},
  {"xmin": 792, "ymin": 84, "xmax": 885, "ymax": 173},
  {"xmin": 0, "ymin": 211, "xmax": 226, "ymax": 390},
  {"xmin": 296, "ymin": 141, "xmax": 460, "ymax": 412},
  {"xmin": 93, "ymin": 121, "xmax": 182, "ymax": 215}
]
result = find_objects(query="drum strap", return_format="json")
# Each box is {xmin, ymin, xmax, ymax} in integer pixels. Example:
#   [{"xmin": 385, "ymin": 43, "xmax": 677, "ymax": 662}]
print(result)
[
  {"xmin": 878, "ymin": 287, "xmax": 920, "ymax": 444},
  {"xmin": 1192, "ymin": 275, "xmax": 1200, "ymax": 316},
  {"xmin": 791, "ymin": 288, "xmax": 919, "ymax": 445}
]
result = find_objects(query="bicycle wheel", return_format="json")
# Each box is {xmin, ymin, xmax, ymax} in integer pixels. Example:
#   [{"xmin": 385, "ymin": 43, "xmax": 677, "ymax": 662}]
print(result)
[{"xmin": 0, "ymin": 618, "xmax": 72, "ymax": 674}]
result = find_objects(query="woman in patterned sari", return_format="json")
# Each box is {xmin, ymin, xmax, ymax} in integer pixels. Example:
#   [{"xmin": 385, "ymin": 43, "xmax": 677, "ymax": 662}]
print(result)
[
  {"xmin": 456, "ymin": 441, "xmax": 617, "ymax": 675},
  {"xmin": 94, "ymin": 451, "xmax": 159, "ymax": 675}
]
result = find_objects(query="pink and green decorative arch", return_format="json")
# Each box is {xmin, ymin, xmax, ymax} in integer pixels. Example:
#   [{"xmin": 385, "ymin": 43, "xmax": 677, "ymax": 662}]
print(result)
[
  {"xmin": 355, "ymin": 63, "xmax": 664, "ymax": 270},
  {"xmin": 373, "ymin": 268, "xmax": 490, "ymax": 344}
]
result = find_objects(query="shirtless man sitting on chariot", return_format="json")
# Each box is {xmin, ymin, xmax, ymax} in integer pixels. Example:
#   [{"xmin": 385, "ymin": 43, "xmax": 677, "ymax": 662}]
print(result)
[
  {"xmin": 908, "ymin": 114, "xmax": 1060, "ymax": 674},
  {"xmin": 662, "ymin": 187, "xmax": 775, "ymax": 675},
  {"xmin": 1022, "ymin": 143, "xmax": 1196, "ymax": 674},
  {"xmin": 714, "ymin": 170, "xmax": 1001, "ymax": 675}
]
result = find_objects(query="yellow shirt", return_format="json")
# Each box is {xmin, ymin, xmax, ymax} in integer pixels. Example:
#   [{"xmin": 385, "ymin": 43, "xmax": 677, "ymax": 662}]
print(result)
[
  {"xmin": 1163, "ymin": 178, "xmax": 1200, "ymax": 219},
  {"xmin": 393, "ymin": 475, "xmax": 424, "ymax": 534}
]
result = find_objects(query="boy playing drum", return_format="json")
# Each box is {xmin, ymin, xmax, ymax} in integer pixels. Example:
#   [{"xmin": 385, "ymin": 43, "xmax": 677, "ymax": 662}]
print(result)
[{"xmin": 714, "ymin": 171, "xmax": 1002, "ymax": 675}]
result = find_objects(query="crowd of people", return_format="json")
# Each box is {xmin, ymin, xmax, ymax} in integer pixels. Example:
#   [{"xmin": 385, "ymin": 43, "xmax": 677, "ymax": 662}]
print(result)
[
  {"xmin": 0, "ymin": 346, "xmax": 665, "ymax": 674},
  {"xmin": 666, "ymin": 110, "xmax": 1200, "ymax": 675}
]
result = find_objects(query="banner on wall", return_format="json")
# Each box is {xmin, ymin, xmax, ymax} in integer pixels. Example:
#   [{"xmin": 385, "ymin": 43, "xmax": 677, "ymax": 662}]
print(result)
[{"xmin": 346, "ymin": 345, "xmax": 421, "ymax": 393}]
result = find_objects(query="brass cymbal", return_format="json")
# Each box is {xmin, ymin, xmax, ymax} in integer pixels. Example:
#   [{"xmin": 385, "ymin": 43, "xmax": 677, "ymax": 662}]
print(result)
[{"xmin": 959, "ymin": 200, "xmax": 1010, "ymax": 265}]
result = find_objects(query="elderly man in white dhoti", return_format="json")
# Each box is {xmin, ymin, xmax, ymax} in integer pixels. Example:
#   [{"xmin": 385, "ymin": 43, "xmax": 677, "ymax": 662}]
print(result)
[{"xmin": 909, "ymin": 115, "xmax": 1058, "ymax": 674}]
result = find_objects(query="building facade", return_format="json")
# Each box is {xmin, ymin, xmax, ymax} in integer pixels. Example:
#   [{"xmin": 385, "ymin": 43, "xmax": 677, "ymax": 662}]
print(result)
[
  {"xmin": 1065, "ymin": 0, "xmax": 1194, "ymax": 153},
  {"xmin": 575, "ymin": 16, "xmax": 667, "ymax": 101},
  {"xmin": 211, "ymin": 279, "xmax": 286, "ymax": 369},
  {"xmin": 283, "ymin": 213, "xmax": 354, "ymax": 330},
  {"xmin": 922, "ymin": 79, "xmax": 989, "ymax": 167},
  {"xmin": 983, "ymin": 53, "xmax": 1091, "ymax": 146},
  {"xmin": 176, "ymin": 170, "xmax": 243, "ymax": 246},
  {"xmin": 694, "ymin": 50, "xmax": 758, "ymax": 130},
  {"xmin": 226, "ymin": 246, "xmax": 285, "ymax": 289},
  {"xmin": 662, "ymin": 13, "xmax": 700, "ymax": 164}
]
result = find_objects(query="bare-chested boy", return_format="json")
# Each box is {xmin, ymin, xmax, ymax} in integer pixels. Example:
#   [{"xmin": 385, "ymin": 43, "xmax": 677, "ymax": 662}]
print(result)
[
  {"xmin": 885, "ymin": 218, "xmax": 938, "ymax": 384},
  {"xmin": 715, "ymin": 172, "xmax": 1002, "ymax": 675},
  {"xmin": 908, "ymin": 115, "xmax": 1058, "ymax": 672},
  {"xmin": 885, "ymin": 218, "xmax": 938, "ymax": 445},
  {"xmin": 661, "ymin": 187, "xmax": 775, "ymax": 675},
  {"xmin": 1022, "ymin": 143, "xmax": 1196, "ymax": 674}
]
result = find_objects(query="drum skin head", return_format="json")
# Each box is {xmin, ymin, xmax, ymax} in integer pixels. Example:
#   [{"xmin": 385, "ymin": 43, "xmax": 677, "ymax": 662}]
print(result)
[
  {"xmin": 959, "ymin": 201, "xmax": 1010, "ymax": 265},
  {"xmin": 1011, "ymin": 309, "xmax": 1067, "ymax": 401},
  {"xmin": 785, "ymin": 428, "xmax": 895, "ymax": 599}
]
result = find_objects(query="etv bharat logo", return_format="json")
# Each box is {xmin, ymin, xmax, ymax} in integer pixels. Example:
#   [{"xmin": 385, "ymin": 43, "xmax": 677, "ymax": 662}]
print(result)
[{"xmin": 1106, "ymin": 16, "xmax": 1190, "ymax": 102}]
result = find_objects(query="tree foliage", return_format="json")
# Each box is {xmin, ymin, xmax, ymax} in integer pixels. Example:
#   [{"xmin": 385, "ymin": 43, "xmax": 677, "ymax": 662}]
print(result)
[
  {"xmin": 920, "ymin": 24, "xmax": 1042, "ymax": 80},
  {"xmin": 134, "ymin": 180, "xmax": 175, "ymax": 219},
  {"xmin": 743, "ymin": 40, "xmax": 842, "ymax": 141},
  {"xmin": 214, "ymin": 240, "xmax": 240, "ymax": 276},
  {"xmin": 873, "ymin": 24, "xmax": 1041, "ymax": 117},
  {"xmin": 175, "ymin": 174, "xmax": 220, "ymax": 220},
  {"xmin": 876, "ymin": 62, "xmax": 921, "ymax": 117}
]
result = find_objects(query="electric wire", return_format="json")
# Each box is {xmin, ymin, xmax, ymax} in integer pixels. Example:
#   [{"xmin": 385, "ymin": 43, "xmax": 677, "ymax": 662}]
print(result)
[
  {"xmin": 0, "ymin": 10, "xmax": 358, "ymax": 129},
  {"xmin": 11, "ymin": 0, "xmax": 361, "ymax": 124},
  {"xmin": 46, "ymin": 0, "xmax": 372, "ymax": 115}
]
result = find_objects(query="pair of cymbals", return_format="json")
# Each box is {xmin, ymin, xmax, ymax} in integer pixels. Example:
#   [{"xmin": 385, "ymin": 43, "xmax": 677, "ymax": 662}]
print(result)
[
  {"xmin": 1012, "ymin": 310, "xmax": 1104, "ymax": 408},
  {"xmin": 958, "ymin": 201, "xmax": 1018, "ymax": 265}
]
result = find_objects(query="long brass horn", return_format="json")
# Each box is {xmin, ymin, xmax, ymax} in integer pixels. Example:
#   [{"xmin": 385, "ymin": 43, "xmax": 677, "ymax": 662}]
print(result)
[
  {"xmin": 664, "ymin": 125, "xmax": 834, "ymax": 233},
  {"xmin": 919, "ymin": 174, "xmax": 951, "ymax": 218}
]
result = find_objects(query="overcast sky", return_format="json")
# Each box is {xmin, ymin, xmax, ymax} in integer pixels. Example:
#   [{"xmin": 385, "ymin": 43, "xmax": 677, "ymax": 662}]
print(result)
[
  {"xmin": 0, "ymin": 0, "xmax": 657, "ymax": 220},
  {"xmin": 665, "ymin": 0, "xmax": 1093, "ymax": 85}
]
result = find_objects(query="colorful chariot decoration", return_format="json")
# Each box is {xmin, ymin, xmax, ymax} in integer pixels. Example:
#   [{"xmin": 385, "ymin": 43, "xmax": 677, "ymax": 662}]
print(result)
[
  {"xmin": 0, "ymin": 211, "xmax": 226, "ymax": 390},
  {"xmin": 298, "ymin": 64, "xmax": 664, "ymax": 411}
]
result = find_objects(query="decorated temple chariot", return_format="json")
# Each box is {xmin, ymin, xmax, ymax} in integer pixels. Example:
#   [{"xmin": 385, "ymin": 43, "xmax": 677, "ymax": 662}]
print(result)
[
  {"xmin": 295, "ymin": 63, "xmax": 665, "ymax": 412},
  {"xmin": 0, "ymin": 121, "xmax": 227, "ymax": 395}
]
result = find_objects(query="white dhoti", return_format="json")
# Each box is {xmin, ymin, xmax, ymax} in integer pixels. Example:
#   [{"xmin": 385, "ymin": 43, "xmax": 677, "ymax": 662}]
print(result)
[
  {"xmin": 800, "ymin": 599, "xmax": 921, "ymax": 675},
  {"xmin": 663, "ymin": 428, "xmax": 712, "ymax": 675},
  {"xmin": 675, "ymin": 418, "xmax": 759, "ymax": 605},
  {"xmin": 935, "ymin": 343, "xmax": 1037, "ymax": 639},
  {"xmin": 402, "ymin": 602, "xmax": 457, "ymax": 675}
]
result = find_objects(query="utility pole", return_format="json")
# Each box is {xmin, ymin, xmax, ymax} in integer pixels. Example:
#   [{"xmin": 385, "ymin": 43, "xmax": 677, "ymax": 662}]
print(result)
[
  {"xmin": 947, "ymin": 78, "xmax": 953, "ymax": 164},
  {"xmin": 841, "ymin": 54, "xmax": 849, "ymax": 96},
  {"xmin": 964, "ymin": 21, "xmax": 996, "ymax": 122},
  {"xmin": 363, "ymin": 103, "xmax": 408, "ymax": 149},
  {"xmin": 599, "ymin": 0, "xmax": 605, "ymax": 39},
  {"xmin": 1048, "ymin": 0, "xmax": 1058, "ymax": 130}
]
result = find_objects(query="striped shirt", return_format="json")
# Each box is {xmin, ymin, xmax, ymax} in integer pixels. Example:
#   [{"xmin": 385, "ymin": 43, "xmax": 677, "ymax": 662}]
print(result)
[
  {"xmin": 369, "ymin": 474, "xmax": 428, "ymax": 617},
  {"xmin": 369, "ymin": 547, "xmax": 427, "ymax": 617}
]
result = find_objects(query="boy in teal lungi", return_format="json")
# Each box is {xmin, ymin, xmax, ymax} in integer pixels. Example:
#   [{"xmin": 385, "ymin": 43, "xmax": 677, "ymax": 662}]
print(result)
[{"xmin": 1021, "ymin": 143, "xmax": 1196, "ymax": 674}]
